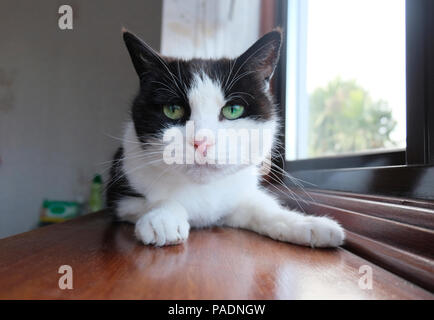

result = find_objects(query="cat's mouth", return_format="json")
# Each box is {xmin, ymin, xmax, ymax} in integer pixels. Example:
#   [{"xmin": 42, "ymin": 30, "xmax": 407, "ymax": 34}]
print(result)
[
  {"xmin": 185, "ymin": 163, "xmax": 221, "ymax": 171},
  {"xmin": 182, "ymin": 162, "xmax": 249, "ymax": 183}
]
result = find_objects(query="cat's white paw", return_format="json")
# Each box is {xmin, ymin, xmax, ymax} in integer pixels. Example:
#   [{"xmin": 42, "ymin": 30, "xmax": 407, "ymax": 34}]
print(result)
[
  {"xmin": 294, "ymin": 216, "xmax": 345, "ymax": 248},
  {"xmin": 134, "ymin": 208, "xmax": 190, "ymax": 246},
  {"xmin": 270, "ymin": 215, "xmax": 345, "ymax": 248}
]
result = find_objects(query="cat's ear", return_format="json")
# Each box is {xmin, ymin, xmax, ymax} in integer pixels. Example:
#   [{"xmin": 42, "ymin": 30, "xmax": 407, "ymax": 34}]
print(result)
[
  {"xmin": 238, "ymin": 29, "xmax": 282, "ymax": 83},
  {"xmin": 122, "ymin": 28, "xmax": 163, "ymax": 79}
]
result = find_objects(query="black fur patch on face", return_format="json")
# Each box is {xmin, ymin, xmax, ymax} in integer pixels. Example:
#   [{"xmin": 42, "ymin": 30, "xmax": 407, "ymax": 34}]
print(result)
[
  {"xmin": 131, "ymin": 59, "xmax": 193, "ymax": 143},
  {"xmin": 123, "ymin": 29, "xmax": 282, "ymax": 142}
]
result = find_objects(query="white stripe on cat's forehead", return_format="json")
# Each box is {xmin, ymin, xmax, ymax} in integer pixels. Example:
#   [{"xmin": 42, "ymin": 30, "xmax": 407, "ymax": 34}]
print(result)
[{"xmin": 187, "ymin": 72, "xmax": 226, "ymax": 119}]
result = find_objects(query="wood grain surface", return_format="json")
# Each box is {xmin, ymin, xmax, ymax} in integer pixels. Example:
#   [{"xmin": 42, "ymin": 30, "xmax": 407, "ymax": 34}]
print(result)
[{"xmin": 0, "ymin": 212, "xmax": 432, "ymax": 300}]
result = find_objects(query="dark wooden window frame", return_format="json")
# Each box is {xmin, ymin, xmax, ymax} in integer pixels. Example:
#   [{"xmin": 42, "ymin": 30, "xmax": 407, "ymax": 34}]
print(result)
[{"xmin": 266, "ymin": 0, "xmax": 434, "ymax": 293}]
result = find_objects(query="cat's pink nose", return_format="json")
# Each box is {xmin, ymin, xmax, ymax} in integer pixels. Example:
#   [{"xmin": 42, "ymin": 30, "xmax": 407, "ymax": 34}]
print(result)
[{"xmin": 193, "ymin": 139, "xmax": 213, "ymax": 157}]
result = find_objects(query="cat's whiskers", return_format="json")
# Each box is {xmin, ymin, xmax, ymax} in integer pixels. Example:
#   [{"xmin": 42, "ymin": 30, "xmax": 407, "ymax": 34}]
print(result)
[
  {"xmin": 104, "ymin": 156, "xmax": 166, "ymax": 194},
  {"xmin": 143, "ymin": 163, "xmax": 181, "ymax": 194},
  {"xmin": 226, "ymin": 94, "xmax": 249, "ymax": 106},
  {"xmin": 109, "ymin": 151, "xmax": 164, "ymax": 165},
  {"xmin": 225, "ymin": 70, "xmax": 257, "ymax": 93},
  {"xmin": 223, "ymin": 59, "xmax": 237, "ymax": 92},
  {"xmin": 268, "ymin": 168, "xmax": 310, "ymax": 210},
  {"xmin": 98, "ymin": 151, "xmax": 166, "ymax": 179},
  {"xmin": 227, "ymin": 91, "xmax": 255, "ymax": 100},
  {"xmin": 265, "ymin": 152, "xmax": 316, "ymax": 203},
  {"xmin": 228, "ymin": 42, "xmax": 272, "ymax": 85},
  {"xmin": 151, "ymin": 80, "xmax": 180, "ymax": 98},
  {"xmin": 97, "ymin": 149, "xmax": 154, "ymax": 172},
  {"xmin": 267, "ymin": 158, "xmax": 311, "ymax": 188},
  {"xmin": 98, "ymin": 148, "xmax": 165, "ymax": 165},
  {"xmin": 104, "ymin": 132, "xmax": 165, "ymax": 147},
  {"xmin": 139, "ymin": 48, "xmax": 187, "ymax": 100},
  {"xmin": 176, "ymin": 60, "xmax": 189, "ymax": 96},
  {"xmin": 264, "ymin": 163, "xmax": 310, "ymax": 209},
  {"xmin": 155, "ymin": 87, "xmax": 181, "ymax": 99},
  {"xmin": 225, "ymin": 41, "xmax": 273, "ymax": 94},
  {"xmin": 261, "ymin": 177, "xmax": 306, "ymax": 214},
  {"xmin": 269, "ymin": 149, "xmax": 318, "ymax": 189}
]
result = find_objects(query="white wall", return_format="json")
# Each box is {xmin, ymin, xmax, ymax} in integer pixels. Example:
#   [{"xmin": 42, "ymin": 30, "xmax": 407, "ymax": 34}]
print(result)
[{"xmin": 0, "ymin": 0, "xmax": 162, "ymax": 238}]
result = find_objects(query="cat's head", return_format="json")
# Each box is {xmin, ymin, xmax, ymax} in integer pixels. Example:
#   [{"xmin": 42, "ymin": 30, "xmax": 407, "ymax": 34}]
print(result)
[{"xmin": 123, "ymin": 29, "xmax": 282, "ymax": 183}]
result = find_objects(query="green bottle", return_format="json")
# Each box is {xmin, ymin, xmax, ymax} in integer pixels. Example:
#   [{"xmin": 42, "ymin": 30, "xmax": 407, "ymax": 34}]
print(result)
[{"xmin": 89, "ymin": 174, "xmax": 103, "ymax": 212}]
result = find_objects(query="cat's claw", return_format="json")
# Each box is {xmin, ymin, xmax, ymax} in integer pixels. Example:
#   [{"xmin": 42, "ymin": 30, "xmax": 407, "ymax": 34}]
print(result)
[
  {"xmin": 134, "ymin": 210, "xmax": 190, "ymax": 246},
  {"xmin": 269, "ymin": 215, "xmax": 345, "ymax": 248},
  {"xmin": 296, "ymin": 216, "xmax": 345, "ymax": 248}
]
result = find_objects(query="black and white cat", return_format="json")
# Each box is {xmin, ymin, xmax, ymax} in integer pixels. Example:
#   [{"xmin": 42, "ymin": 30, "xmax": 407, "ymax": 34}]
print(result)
[{"xmin": 106, "ymin": 29, "xmax": 345, "ymax": 248}]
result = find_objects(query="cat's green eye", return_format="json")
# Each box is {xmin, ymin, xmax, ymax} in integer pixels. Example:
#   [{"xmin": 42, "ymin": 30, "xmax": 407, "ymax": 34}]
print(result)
[
  {"xmin": 221, "ymin": 105, "xmax": 245, "ymax": 120},
  {"xmin": 163, "ymin": 104, "xmax": 185, "ymax": 120}
]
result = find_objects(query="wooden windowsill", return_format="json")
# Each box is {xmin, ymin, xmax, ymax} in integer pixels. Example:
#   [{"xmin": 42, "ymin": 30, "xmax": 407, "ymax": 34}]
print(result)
[
  {"xmin": 268, "ymin": 186, "xmax": 434, "ymax": 292},
  {"xmin": 0, "ymin": 211, "xmax": 431, "ymax": 299}
]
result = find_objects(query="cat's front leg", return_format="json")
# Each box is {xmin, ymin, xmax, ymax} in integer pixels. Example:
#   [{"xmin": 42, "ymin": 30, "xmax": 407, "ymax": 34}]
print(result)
[
  {"xmin": 118, "ymin": 197, "xmax": 190, "ymax": 246},
  {"xmin": 135, "ymin": 200, "xmax": 190, "ymax": 246},
  {"xmin": 224, "ymin": 189, "xmax": 345, "ymax": 248}
]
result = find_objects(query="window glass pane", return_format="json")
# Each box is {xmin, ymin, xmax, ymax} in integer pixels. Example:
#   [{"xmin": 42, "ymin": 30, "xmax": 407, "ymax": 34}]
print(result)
[{"xmin": 285, "ymin": 0, "xmax": 406, "ymax": 160}]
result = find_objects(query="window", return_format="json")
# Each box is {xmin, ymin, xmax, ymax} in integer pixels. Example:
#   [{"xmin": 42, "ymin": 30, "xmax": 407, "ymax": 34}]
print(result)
[
  {"xmin": 273, "ymin": 0, "xmax": 434, "ymax": 200},
  {"xmin": 285, "ymin": 0, "xmax": 406, "ymax": 161}
]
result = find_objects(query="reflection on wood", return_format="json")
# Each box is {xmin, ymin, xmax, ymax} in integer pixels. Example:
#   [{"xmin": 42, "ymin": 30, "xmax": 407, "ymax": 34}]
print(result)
[{"xmin": 0, "ymin": 212, "xmax": 431, "ymax": 299}]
